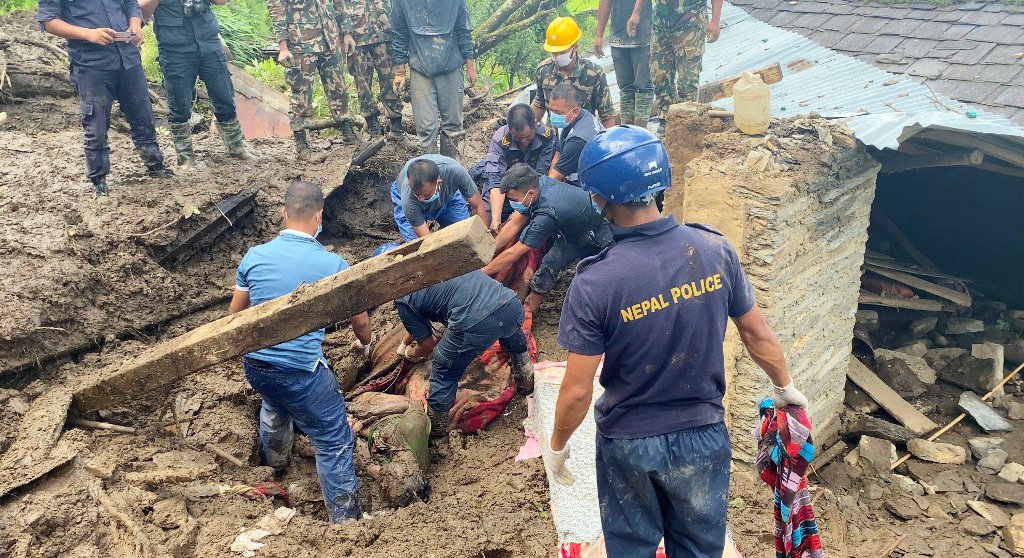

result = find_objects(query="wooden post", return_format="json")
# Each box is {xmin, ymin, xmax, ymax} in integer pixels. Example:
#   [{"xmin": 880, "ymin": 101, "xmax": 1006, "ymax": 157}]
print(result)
[
  {"xmin": 73, "ymin": 218, "xmax": 495, "ymax": 412},
  {"xmin": 697, "ymin": 62, "xmax": 783, "ymax": 102}
]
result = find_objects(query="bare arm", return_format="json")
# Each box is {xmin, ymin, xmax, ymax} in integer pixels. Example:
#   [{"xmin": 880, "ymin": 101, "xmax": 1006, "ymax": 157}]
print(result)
[
  {"xmin": 488, "ymin": 189, "xmax": 505, "ymax": 231},
  {"xmin": 43, "ymin": 19, "xmax": 115, "ymax": 43},
  {"xmin": 482, "ymin": 241, "xmax": 530, "ymax": 277},
  {"xmin": 412, "ymin": 223, "xmax": 431, "ymax": 238},
  {"xmin": 350, "ymin": 311, "xmax": 372, "ymax": 346},
  {"xmin": 139, "ymin": 0, "xmax": 160, "ymax": 20},
  {"xmin": 601, "ymin": 115, "xmax": 618, "ymax": 128},
  {"xmin": 550, "ymin": 352, "xmax": 602, "ymax": 450},
  {"xmin": 492, "ymin": 210, "xmax": 528, "ymax": 252},
  {"xmin": 594, "ymin": 0, "xmax": 611, "ymax": 55},
  {"xmin": 732, "ymin": 305, "xmax": 791, "ymax": 387},
  {"xmin": 228, "ymin": 289, "xmax": 251, "ymax": 314},
  {"xmin": 466, "ymin": 193, "xmax": 489, "ymax": 226}
]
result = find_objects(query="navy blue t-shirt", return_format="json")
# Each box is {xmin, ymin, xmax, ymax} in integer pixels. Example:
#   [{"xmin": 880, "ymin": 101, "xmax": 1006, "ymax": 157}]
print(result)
[
  {"xmin": 557, "ymin": 216, "xmax": 756, "ymax": 439},
  {"xmin": 397, "ymin": 270, "xmax": 517, "ymax": 339}
]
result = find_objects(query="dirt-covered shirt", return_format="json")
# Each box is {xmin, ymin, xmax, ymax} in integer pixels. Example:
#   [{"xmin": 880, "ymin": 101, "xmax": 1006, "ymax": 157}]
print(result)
[{"xmin": 557, "ymin": 216, "xmax": 756, "ymax": 439}]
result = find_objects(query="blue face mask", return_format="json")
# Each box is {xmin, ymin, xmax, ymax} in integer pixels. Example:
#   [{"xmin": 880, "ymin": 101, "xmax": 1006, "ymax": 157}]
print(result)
[
  {"xmin": 590, "ymin": 197, "xmax": 601, "ymax": 214},
  {"xmin": 549, "ymin": 113, "xmax": 567, "ymax": 129},
  {"xmin": 509, "ymin": 191, "xmax": 533, "ymax": 214},
  {"xmin": 314, "ymin": 212, "xmax": 323, "ymax": 239}
]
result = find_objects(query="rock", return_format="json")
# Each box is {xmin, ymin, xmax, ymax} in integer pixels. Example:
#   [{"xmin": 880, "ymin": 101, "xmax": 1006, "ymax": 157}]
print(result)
[
  {"xmin": 961, "ymin": 514, "xmax": 997, "ymax": 536},
  {"xmin": 151, "ymin": 498, "xmax": 189, "ymax": 529},
  {"xmin": 968, "ymin": 500, "xmax": 1011, "ymax": 527},
  {"xmin": 898, "ymin": 341, "xmax": 930, "ymax": 358},
  {"xmin": 1009, "ymin": 402, "xmax": 1024, "ymax": 421},
  {"xmin": 845, "ymin": 383, "xmax": 880, "ymax": 414},
  {"xmin": 987, "ymin": 483, "xmax": 1024, "ymax": 506},
  {"xmin": 865, "ymin": 482, "xmax": 887, "ymax": 501},
  {"xmin": 152, "ymin": 450, "xmax": 216, "ymax": 469},
  {"xmin": 943, "ymin": 318, "xmax": 986, "ymax": 335},
  {"xmin": 929, "ymin": 331, "xmax": 950, "ymax": 348},
  {"xmin": 875, "ymin": 349, "xmax": 935, "ymax": 394},
  {"xmin": 924, "ymin": 347, "xmax": 967, "ymax": 370},
  {"xmin": 1005, "ymin": 514, "xmax": 1024, "ymax": 556},
  {"xmin": 1005, "ymin": 339, "xmax": 1024, "ymax": 367},
  {"xmin": 978, "ymin": 450, "xmax": 1010, "ymax": 474},
  {"xmin": 909, "ymin": 317, "xmax": 938, "ymax": 338},
  {"xmin": 886, "ymin": 496, "xmax": 922, "ymax": 520},
  {"xmin": 844, "ymin": 447, "xmax": 860, "ymax": 467},
  {"xmin": 934, "ymin": 344, "xmax": 1005, "ymax": 395},
  {"xmin": 859, "ymin": 435, "xmax": 896, "ymax": 475},
  {"xmin": 892, "ymin": 474, "xmax": 925, "ymax": 497},
  {"xmin": 907, "ymin": 439, "xmax": 968, "ymax": 464},
  {"xmin": 999, "ymin": 463, "xmax": 1024, "ymax": 483},
  {"xmin": 8, "ymin": 396, "xmax": 29, "ymax": 415},
  {"xmin": 960, "ymin": 391, "xmax": 1014, "ymax": 433},
  {"xmin": 876, "ymin": 53, "xmax": 908, "ymax": 64},
  {"xmin": 857, "ymin": 310, "xmax": 879, "ymax": 332},
  {"xmin": 906, "ymin": 461, "xmax": 961, "ymax": 493},
  {"xmin": 83, "ymin": 455, "xmax": 117, "ymax": 479},
  {"xmin": 970, "ymin": 436, "xmax": 1007, "ymax": 459}
]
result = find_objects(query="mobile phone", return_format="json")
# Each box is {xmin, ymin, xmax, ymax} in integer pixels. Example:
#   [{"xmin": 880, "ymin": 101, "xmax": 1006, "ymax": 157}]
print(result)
[{"xmin": 113, "ymin": 31, "xmax": 135, "ymax": 42}]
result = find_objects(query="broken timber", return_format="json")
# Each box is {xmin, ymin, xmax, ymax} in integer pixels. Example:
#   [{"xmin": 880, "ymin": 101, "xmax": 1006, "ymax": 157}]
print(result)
[
  {"xmin": 858, "ymin": 291, "xmax": 948, "ymax": 312},
  {"xmin": 863, "ymin": 263, "xmax": 971, "ymax": 307},
  {"xmin": 877, "ymin": 149, "xmax": 984, "ymax": 174},
  {"xmin": 74, "ymin": 217, "xmax": 495, "ymax": 412},
  {"xmin": 841, "ymin": 410, "xmax": 916, "ymax": 445},
  {"xmin": 152, "ymin": 186, "xmax": 261, "ymax": 268},
  {"xmin": 847, "ymin": 357, "xmax": 938, "ymax": 435},
  {"xmin": 697, "ymin": 62, "xmax": 783, "ymax": 102}
]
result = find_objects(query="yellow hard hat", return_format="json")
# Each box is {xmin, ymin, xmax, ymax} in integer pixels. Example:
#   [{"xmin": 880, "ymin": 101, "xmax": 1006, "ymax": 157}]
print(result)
[{"xmin": 543, "ymin": 17, "xmax": 582, "ymax": 53}]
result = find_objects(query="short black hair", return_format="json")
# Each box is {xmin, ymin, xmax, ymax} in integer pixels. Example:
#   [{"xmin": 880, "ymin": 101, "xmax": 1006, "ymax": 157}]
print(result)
[
  {"xmin": 507, "ymin": 104, "xmax": 536, "ymax": 133},
  {"xmin": 499, "ymin": 163, "xmax": 540, "ymax": 194},
  {"xmin": 284, "ymin": 180, "xmax": 324, "ymax": 220},
  {"xmin": 407, "ymin": 158, "xmax": 441, "ymax": 191},
  {"xmin": 550, "ymin": 83, "xmax": 581, "ymax": 107}
]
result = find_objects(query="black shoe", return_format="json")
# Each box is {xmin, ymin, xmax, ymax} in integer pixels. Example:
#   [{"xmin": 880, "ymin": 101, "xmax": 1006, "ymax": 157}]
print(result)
[
  {"xmin": 365, "ymin": 117, "xmax": 383, "ymax": 139},
  {"xmin": 147, "ymin": 165, "xmax": 177, "ymax": 179},
  {"xmin": 340, "ymin": 118, "xmax": 358, "ymax": 143},
  {"xmin": 92, "ymin": 179, "xmax": 108, "ymax": 198}
]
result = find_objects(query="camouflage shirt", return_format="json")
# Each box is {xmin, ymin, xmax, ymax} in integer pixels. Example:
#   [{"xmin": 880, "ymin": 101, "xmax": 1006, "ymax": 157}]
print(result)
[
  {"xmin": 532, "ymin": 57, "xmax": 617, "ymax": 123},
  {"xmin": 653, "ymin": 0, "xmax": 704, "ymax": 30},
  {"xmin": 345, "ymin": 0, "xmax": 391, "ymax": 46},
  {"xmin": 268, "ymin": 0, "xmax": 354, "ymax": 54}
]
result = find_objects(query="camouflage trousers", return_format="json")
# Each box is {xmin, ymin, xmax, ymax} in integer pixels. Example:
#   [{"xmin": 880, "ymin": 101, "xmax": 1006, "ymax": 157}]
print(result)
[
  {"xmin": 284, "ymin": 49, "xmax": 350, "ymax": 131},
  {"xmin": 347, "ymin": 42, "xmax": 403, "ymax": 121},
  {"xmin": 651, "ymin": 7, "xmax": 708, "ymax": 118}
]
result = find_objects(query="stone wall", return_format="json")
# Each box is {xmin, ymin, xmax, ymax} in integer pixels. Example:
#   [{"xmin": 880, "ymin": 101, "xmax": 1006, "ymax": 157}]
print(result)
[{"xmin": 664, "ymin": 104, "xmax": 880, "ymax": 459}]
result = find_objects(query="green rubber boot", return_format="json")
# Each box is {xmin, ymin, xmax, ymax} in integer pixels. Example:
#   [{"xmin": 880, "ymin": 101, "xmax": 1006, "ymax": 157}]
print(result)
[
  {"xmin": 168, "ymin": 120, "xmax": 194, "ymax": 167},
  {"xmin": 635, "ymin": 91, "xmax": 655, "ymax": 128},
  {"xmin": 218, "ymin": 117, "xmax": 254, "ymax": 160},
  {"xmin": 619, "ymin": 91, "xmax": 636, "ymax": 126}
]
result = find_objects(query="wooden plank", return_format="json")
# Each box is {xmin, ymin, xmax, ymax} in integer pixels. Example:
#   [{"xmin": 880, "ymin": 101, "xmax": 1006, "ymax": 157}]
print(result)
[
  {"xmin": 812, "ymin": 441, "xmax": 849, "ymax": 469},
  {"xmin": 698, "ymin": 62, "xmax": 783, "ymax": 102},
  {"xmin": 863, "ymin": 255, "xmax": 965, "ymax": 282},
  {"xmin": 847, "ymin": 357, "xmax": 938, "ymax": 435},
  {"xmin": 918, "ymin": 129, "xmax": 1024, "ymax": 169},
  {"xmin": 871, "ymin": 207, "xmax": 939, "ymax": 272},
  {"xmin": 858, "ymin": 291, "xmax": 947, "ymax": 312},
  {"xmin": 863, "ymin": 263, "xmax": 971, "ymax": 307},
  {"xmin": 877, "ymin": 149, "xmax": 983, "ymax": 173},
  {"xmin": 73, "ymin": 217, "xmax": 495, "ymax": 412},
  {"xmin": 153, "ymin": 186, "xmax": 260, "ymax": 268}
]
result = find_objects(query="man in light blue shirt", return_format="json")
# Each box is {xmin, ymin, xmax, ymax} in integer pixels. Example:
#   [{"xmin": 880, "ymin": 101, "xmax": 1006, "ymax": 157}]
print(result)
[{"xmin": 229, "ymin": 180, "xmax": 373, "ymax": 523}]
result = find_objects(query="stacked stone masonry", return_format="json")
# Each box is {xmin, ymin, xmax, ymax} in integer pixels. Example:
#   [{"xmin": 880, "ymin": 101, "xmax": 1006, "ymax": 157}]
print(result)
[{"xmin": 664, "ymin": 104, "xmax": 880, "ymax": 459}]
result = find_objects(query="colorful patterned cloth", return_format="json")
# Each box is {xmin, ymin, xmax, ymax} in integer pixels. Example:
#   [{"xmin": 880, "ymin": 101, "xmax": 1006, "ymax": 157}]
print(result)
[{"xmin": 753, "ymin": 399, "xmax": 825, "ymax": 558}]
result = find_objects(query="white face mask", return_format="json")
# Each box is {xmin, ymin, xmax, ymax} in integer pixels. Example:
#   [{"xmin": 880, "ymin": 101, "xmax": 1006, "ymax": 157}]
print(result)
[{"xmin": 552, "ymin": 50, "xmax": 574, "ymax": 67}]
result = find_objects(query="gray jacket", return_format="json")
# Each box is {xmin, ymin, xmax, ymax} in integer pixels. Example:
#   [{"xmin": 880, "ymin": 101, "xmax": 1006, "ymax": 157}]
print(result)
[{"xmin": 391, "ymin": 0, "xmax": 474, "ymax": 77}]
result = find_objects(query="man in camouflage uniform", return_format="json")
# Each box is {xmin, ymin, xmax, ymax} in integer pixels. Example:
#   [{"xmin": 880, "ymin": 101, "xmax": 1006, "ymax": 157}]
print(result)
[
  {"xmin": 533, "ymin": 17, "xmax": 617, "ymax": 129},
  {"xmin": 344, "ymin": 0, "xmax": 403, "ymax": 139},
  {"xmin": 650, "ymin": 0, "xmax": 722, "ymax": 132},
  {"xmin": 268, "ymin": 0, "xmax": 358, "ymax": 160}
]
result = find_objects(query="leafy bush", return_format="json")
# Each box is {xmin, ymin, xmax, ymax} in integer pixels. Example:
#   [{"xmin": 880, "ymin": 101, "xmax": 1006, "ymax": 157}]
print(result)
[
  {"xmin": 0, "ymin": 0, "xmax": 37, "ymax": 15},
  {"xmin": 212, "ymin": 0, "xmax": 273, "ymax": 66}
]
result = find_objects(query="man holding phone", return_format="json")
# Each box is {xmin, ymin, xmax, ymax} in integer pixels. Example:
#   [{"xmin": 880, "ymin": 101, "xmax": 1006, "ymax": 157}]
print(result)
[{"xmin": 39, "ymin": 0, "xmax": 174, "ymax": 198}]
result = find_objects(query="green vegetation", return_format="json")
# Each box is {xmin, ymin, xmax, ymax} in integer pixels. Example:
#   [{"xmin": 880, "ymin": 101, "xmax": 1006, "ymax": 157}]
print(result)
[
  {"xmin": 212, "ymin": 0, "xmax": 272, "ymax": 66},
  {"xmin": 0, "ymin": 0, "xmax": 37, "ymax": 15}
]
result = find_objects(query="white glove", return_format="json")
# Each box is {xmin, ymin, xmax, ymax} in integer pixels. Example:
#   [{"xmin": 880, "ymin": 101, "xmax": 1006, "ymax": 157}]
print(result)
[
  {"xmin": 354, "ymin": 333, "xmax": 374, "ymax": 360},
  {"xmin": 546, "ymin": 442, "xmax": 575, "ymax": 486},
  {"xmin": 771, "ymin": 381, "xmax": 808, "ymax": 409},
  {"xmin": 396, "ymin": 342, "xmax": 407, "ymax": 357},
  {"xmin": 397, "ymin": 342, "xmax": 427, "ymax": 363}
]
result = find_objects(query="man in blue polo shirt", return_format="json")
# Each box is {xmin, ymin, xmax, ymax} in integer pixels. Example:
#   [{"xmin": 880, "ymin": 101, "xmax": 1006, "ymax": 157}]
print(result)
[
  {"xmin": 395, "ymin": 270, "xmax": 534, "ymax": 440},
  {"xmin": 38, "ymin": 0, "xmax": 175, "ymax": 197},
  {"xmin": 482, "ymin": 164, "xmax": 611, "ymax": 314},
  {"xmin": 546, "ymin": 127, "xmax": 808, "ymax": 557},
  {"xmin": 229, "ymin": 180, "xmax": 373, "ymax": 524},
  {"xmin": 390, "ymin": 155, "xmax": 489, "ymax": 241}
]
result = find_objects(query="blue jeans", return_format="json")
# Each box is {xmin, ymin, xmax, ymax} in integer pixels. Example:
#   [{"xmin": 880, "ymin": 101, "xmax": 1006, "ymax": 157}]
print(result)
[
  {"xmin": 70, "ymin": 63, "xmax": 163, "ymax": 182},
  {"xmin": 596, "ymin": 422, "xmax": 731, "ymax": 558},
  {"xmin": 243, "ymin": 357, "xmax": 360, "ymax": 523},
  {"xmin": 158, "ymin": 47, "xmax": 237, "ymax": 123},
  {"xmin": 428, "ymin": 300, "xmax": 527, "ymax": 413},
  {"xmin": 390, "ymin": 181, "xmax": 471, "ymax": 242}
]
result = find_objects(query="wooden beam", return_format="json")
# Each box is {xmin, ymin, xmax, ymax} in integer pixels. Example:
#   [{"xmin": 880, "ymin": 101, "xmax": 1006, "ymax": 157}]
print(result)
[
  {"xmin": 877, "ymin": 149, "xmax": 983, "ymax": 174},
  {"xmin": 858, "ymin": 291, "xmax": 948, "ymax": 312},
  {"xmin": 978, "ymin": 161, "xmax": 1024, "ymax": 179},
  {"xmin": 812, "ymin": 441, "xmax": 849, "ymax": 469},
  {"xmin": 917, "ymin": 129, "xmax": 1024, "ymax": 169},
  {"xmin": 698, "ymin": 62, "xmax": 783, "ymax": 102},
  {"xmin": 841, "ymin": 410, "xmax": 916, "ymax": 445},
  {"xmin": 847, "ymin": 357, "xmax": 938, "ymax": 435},
  {"xmin": 153, "ymin": 187, "xmax": 261, "ymax": 268},
  {"xmin": 871, "ymin": 207, "xmax": 939, "ymax": 272},
  {"xmin": 73, "ymin": 217, "xmax": 495, "ymax": 412},
  {"xmin": 863, "ymin": 263, "xmax": 971, "ymax": 307},
  {"xmin": 863, "ymin": 255, "xmax": 965, "ymax": 282}
]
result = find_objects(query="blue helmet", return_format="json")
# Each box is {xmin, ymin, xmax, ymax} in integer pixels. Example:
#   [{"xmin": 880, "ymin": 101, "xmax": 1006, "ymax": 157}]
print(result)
[
  {"xmin": 373, "ymin": 242, "xmax": 401, "ymax": 257},
  {"xmin": 578, "ymin": 125, "xmax": 671, "ymax": 204}
]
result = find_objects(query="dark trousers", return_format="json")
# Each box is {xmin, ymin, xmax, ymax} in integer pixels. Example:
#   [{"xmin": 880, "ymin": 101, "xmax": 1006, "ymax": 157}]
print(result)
[
  {"xmin": 428, "ymin": 300, "xmax": 528, "ymax": 413},
  {"xmin": 71, "ymin": 63, "xmax": 163, "ymax": 183},
  {"xmin": 243, "ymin": 357, "xmax": 361, "ymax": 523},
  {"xmin": 530, "ymin": 226, "xmax": 613, "ymax": 295},
  {"xmin": 611, "ymin": 45, "xmax": 653, "ymax": 95},
  {"xmin": 596, "ymin": 422, "xmax": 731, "ymax": 558},
  {"xmin": 159, "ymin": 47, "xmax": 237, "ymax": 123}
]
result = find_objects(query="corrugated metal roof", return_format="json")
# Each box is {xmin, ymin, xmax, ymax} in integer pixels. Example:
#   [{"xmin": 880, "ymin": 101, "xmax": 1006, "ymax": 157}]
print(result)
[{"xmin": 517, "ymin": 2, "xmax": 1024, "ymax": 158}]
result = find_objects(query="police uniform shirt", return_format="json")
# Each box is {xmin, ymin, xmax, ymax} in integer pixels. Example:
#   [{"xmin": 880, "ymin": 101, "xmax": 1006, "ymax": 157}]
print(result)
[
  {"xmin": 396, "ymin": 270, "xmax": 517, "ymax": 339},
  {"xmin": 518, "ymin": 176, "xmax": 607, "ymax": 249},
  {"xmin": 399, "ymin": 154, "xmax": 479, "ymax": 228},
  {"xmin": 235, "ymin": 230, "xmax": 350, "ymax": 372},
  {"xmin": 152, "ymin": 0, "xmax": 223, "ymax": 55},
  {"xmin": 37, "ymin": 0, "xmax": 143, "ymax": 69},
  {"xmin": 554, "ymin": 109, "xmax": 602, "ymax": 184},
  {"xmin": 482, "ymin": 124, "xmax": 556, "ymax": 192},
  {"xmin": 557, "ymin": 216, "xmax": 756, "ymax": 439}
]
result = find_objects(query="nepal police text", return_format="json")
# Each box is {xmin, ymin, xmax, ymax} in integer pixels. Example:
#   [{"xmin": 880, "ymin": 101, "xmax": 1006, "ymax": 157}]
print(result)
[{"xmin": 619, "ymin": 273, "xmax": 724, "ymax": 323}]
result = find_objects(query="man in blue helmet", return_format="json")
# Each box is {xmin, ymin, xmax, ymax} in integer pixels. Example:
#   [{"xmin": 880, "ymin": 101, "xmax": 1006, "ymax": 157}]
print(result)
[{"xmin": 545, "ymin": 126, "xmax": 809, "ymax": 557}]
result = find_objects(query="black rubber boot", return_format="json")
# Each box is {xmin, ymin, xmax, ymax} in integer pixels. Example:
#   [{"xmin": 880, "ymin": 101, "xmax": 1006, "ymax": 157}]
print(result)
[
  {"xmin": 293, "ymin": 129, "xmax": 312, "ymax": 160},
  {"xmin": 365, "ymin": 116, "xmax": 383, "ymax": 139},
  {"xmin": 339, "ymin": 118, "xmax": 358, "ymax": 143},
  {"xmin": 510, "ymin": 352, "xmax": 535, "ymax": 395},
  {"xmin": 92, "ymin": 178, "xmax": 108, "ymax": 198},
  {"xmin": 388, "ymin": 116, "xmax": 404, "ymax": 138},
  {"xmin": 147, "ymin": 164, "xmax": 176, "ymax": 178}
]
